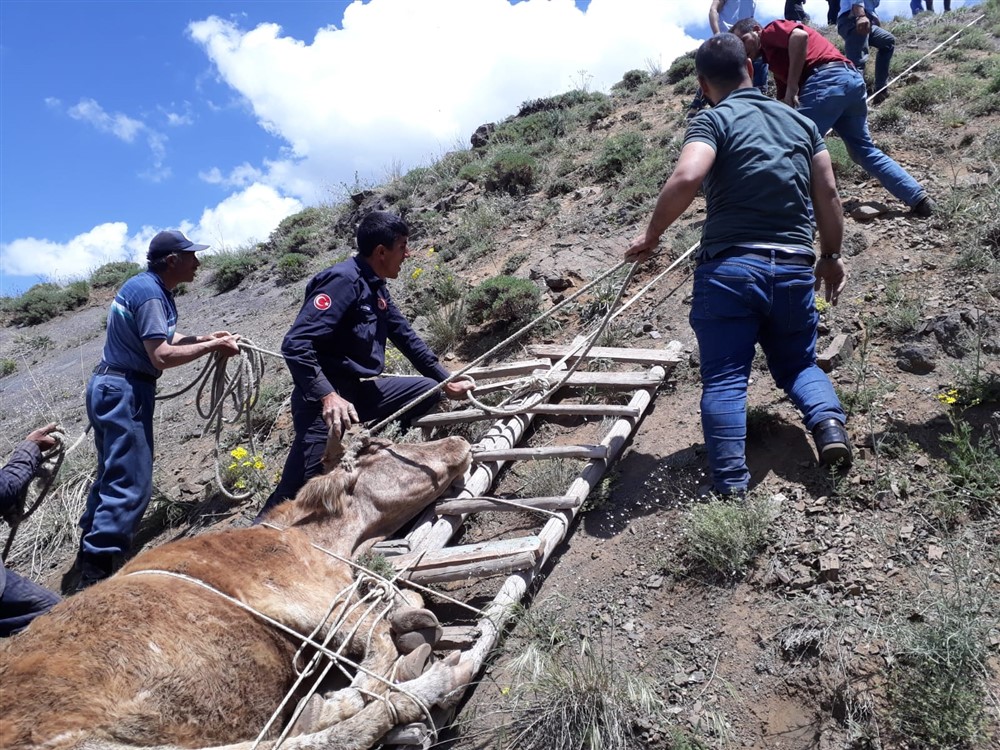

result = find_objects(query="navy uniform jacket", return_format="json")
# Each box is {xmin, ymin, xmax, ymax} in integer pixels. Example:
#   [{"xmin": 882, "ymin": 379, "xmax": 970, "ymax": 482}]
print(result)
[
  {"xmin": 0, "ymin": 440, "xmax": 43, "ymax": 596},
  {"xmin": 282, "ymin": 255, "xmax": 450, "ymax": 402}
]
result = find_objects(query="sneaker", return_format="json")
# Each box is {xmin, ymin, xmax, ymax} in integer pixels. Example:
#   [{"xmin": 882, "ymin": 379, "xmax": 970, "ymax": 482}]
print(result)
[
  {"xmin": 910, "ymin": 196, "xmax": 935, "ymax": 218},
  {"xmin": 812, "ymin": 418, "xmax": 853, "ymax": 467}
]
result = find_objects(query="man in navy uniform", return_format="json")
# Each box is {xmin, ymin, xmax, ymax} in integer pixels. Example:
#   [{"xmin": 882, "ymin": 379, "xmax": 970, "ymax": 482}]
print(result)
[
  {"xmin": 74, "ymin": 230, "xmax": 241, "ymax": 590},
  {"xmin": 256, "ymin": 211, "xmax": 472, "ymax": 518},
  {"xmin": 1, "ymin": 423, "xmax": 61, "ymax": 635}
]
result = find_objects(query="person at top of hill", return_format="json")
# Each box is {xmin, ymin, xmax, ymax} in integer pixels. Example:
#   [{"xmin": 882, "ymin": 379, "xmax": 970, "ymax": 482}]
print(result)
[
  {"xmin": 836, "ymin": 1, "xmax": 894, "ymax": 104},
  {"xmin": 732, "ymin": 16, "xmax": 935, "ymax": 216},
  {"xmin": 689, "ymin": 0, "xmax": 769, "ymax": 118},
  {"xmin": 72, "ymin": 231, "xmax": 241, "ymax": 592},
  {"xmin": 1, "ymin": 423, "xmax": 62, "ymax": 635},
  {"xmin": 254, "ymin": 211, "xmax": 473, "ymax": 521},
  {"xmin": 785, "ymin": 0, "xmax": 809, "ymax": 22},
  {"xmin": 624, "ymin": 32, "xmax": 852, "ymax": 497}
]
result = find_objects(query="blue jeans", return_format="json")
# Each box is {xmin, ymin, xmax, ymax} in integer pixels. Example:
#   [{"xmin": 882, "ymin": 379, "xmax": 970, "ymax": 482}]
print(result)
[
  {"xmin": 255, "ymin": 375, "xmax": 443, "ymax": 519},
  {"xmin": 0, "ymin": 568, "xmax": 60, "ymax": 636},
  {"xmin": 838, "ymin": 14, "xmax": 895, "ymax": 93},
  {"xmin": 79, "ymin": 373, "xmax": 156, "ymax": 568},
  {"xmin": 689, "ymin": 253, "xmax": 846, "ymax": 494},
  {"xmin": 798, "ymin": 65, "xmax": 926, "ymax": 208}
]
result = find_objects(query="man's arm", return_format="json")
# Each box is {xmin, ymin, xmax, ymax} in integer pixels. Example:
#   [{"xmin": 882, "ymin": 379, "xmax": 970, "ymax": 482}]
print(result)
[
  {"xmin": 851, "ymin": 2, "xmax": 872, "ymax": 35},
  {"xmin": 145, "ymin": 331, "xmax": 240, "ymax": 371},
  {"xmin": 0, "ymin": 424, "xmax": 58, "ymax": 513},
  {"xmin": 624, "ymin": 141, "xmax": 716, "ymax": 262},
  {"xmin": 709, "ymin": 0, "xmax": 724, "ymax": 34},
  {"xmin": 810, "ymin": 150, "xmax": 847, "ymax": 304},
  {"xmin": 784, "ymin": 27, "xmax": 810, "ymax": 106}
]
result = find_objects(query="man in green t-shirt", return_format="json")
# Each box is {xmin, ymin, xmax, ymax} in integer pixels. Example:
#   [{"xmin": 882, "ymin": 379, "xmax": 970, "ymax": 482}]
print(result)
[{"xmin": 625, "ymin": 33, "xmax": 852, "ymax": 497}]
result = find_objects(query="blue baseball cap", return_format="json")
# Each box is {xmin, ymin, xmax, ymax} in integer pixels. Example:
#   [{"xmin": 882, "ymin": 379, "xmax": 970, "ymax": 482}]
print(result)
[{"xmin": 147, "ymin": 230, "xmax": 210, "ymax": 260}]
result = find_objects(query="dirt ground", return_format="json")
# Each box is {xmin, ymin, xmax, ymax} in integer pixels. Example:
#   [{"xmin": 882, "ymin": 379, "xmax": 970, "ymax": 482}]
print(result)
[{"xmin": 2, "ymin": 7, "xmax": 999, "ymax": 749}]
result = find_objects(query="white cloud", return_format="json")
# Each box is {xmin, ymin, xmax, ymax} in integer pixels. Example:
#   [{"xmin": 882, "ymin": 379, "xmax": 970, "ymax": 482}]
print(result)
[
  {"xmin": 0, "ymin": 222, "xmax": 139, "ymax": 280},
  {"xmin": 199, "ymin": 162, "xmax": 264, "ymax": 188},
  {"xmin": 164, "ymin": 111, "xmax": 194, "ymax": 127},
  {"xmin": 187, "ymin": 0, "xmax": 709, "ymax": 205},
  {"xmin": 1, "ymin": 183, "xmax": 301, "ymax": 286},
  {"xmin": 66, "ymin": 98, "xmax": 170, "ymax": 179},
  {"xmin": 192, "ymin": 183, "xmax": 303, "ymax": 251},
  {"xmin": 68, "ymin": 98, "xmax": 145, "ymax": 143}
]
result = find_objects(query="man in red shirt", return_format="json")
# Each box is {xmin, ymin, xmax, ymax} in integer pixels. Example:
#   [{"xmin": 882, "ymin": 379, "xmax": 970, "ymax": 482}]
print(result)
[{"xmin": 732, "ymin": 18, "xmax": 934, "ymax": 217}]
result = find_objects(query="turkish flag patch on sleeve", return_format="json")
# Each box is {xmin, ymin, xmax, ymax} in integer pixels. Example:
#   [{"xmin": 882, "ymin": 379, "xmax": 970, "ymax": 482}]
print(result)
[{"xmin": 313, "ymin": 293, "xmax": 332, "ymax": 311}]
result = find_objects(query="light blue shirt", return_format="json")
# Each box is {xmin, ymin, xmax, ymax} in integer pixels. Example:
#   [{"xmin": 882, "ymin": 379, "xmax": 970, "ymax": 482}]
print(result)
[
  {"xmin": 718, "ymin": 0, "xmax": 757, "ymax": 31},
  {"xmin": 839, "ymin": 0, "xmax": 880, "ymax": 15}
]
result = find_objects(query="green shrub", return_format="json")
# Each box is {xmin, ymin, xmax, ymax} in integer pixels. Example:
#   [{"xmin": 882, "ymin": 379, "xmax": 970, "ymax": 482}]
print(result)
[
  {"xmin": 545, "ymin": 176, "xmax": 576, "ymax": 198},
  {"xmin": 825, "ymin": 137, "xmax": 867, "ymax": 183},
  {"xmin": 63, "ymin": 280, "xmax": 90, "ymax": 309},
  {"xmin": 90, "ymin": 261, "xmax": 141, "ymax": 288},
  {"xmin": 593, "ymin": 132, "xmax": 645, "ymax": 182},
  {"xmin": 2, "ymin": 281, "xmax": 89, "ymax": 327},
  {"xmin": 483, "ymin": 146, "xmax": 538, "ymax": 195},
  {"xmin": 494, "ymin": 109, "xmax": 568, "ymax": 146},
  {"xmin": 268, "ymin": 206, "xmax": 337, "ymax": 257},
  {"xmin": 666, "ymin": 53, "xmax": 696, "ymax": 84},
  {"xmin": 424, "ymin": 299, "xmax": 467, "ymax": 354},
  {"xmin": 612, "ymin": 69, "xmax": 650, "ymax": 92},
  {"xmin": 207, "ymin": 247, "xmax": 257, "ymax": 293},
  {"xmin": 467, "ymin": 275, "xmax": 540, "ymax": 327},
  {"xmin": 887, "ymin": 562, "xmax": 995, "ymax": 749},
  {"xmin": 0, "ymin": 359, "xmax": 15, "ymax": 377},
  {"xmin": 682, "ymin": 494, "xmax": 777, "ymax": 577},
  {"xmin": 517, "ymin": 89, "xmax": 604, "ymax": 117},
  {"xmin": 457, "ymin": 161, "xmax": 484, "ymax": 183},
  {"xmin": 895, "ymin": 78, "xmax": 954, "ymax": 114},
  {"xmin": 580, "ymin": 95, "xmax": 613, "ymax": 126},
  {"xmin": 276, "ymin": 252, "xmax": 309, "ymax": 284},
  {"xmin": 502, "ymin": 251, "xmax": 530, "ymax": 275}
]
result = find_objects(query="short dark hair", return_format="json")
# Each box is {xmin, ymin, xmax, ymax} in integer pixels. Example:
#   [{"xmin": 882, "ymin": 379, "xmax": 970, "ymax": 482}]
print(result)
[
  {"xmin": 730, "ymin": 17, "xmax": 758, "ymax": 37},
  {"xmin": 696, "ymin": 32, "xmax": 751, "ymax": 88},
  {"xmin": 148, "ymin": 254, "xmax": 173, "ymax": 273},
  {"xmin": 356, "ymin": 211, "xmax": 409, "ymax": 257}
]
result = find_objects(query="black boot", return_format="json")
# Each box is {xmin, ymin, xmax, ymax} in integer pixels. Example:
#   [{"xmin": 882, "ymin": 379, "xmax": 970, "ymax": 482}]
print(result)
[
  {"xmin": 73, "ymin": 553, "xmax": 115, "ymax": 593},
  {"xmin": 812, "ymin": 418, "xmax": 853, "ymax": 467}
]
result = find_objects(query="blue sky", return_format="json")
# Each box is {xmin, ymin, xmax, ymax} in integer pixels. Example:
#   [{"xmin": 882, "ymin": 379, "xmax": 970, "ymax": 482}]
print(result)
[{"xmin": 0, "ymin": 0, "xmax": 982, "ymax": 296}]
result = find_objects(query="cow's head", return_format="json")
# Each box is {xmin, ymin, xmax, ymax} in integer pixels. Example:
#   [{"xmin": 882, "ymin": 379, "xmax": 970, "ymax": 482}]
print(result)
[{"xmin": 283, "ymin": 427, "xmax": 471, "ymax": 549}]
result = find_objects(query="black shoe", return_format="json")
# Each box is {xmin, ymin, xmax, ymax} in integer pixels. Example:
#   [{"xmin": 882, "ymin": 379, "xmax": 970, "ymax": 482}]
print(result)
[
  {"xmin": 72, "ymin": 554, "xmax": 114, "ymax": 594},
  {"xmin": 871, "ymin": 88, "xmax": 890, "ymax": 105},
  {"xmin": 812, "ymin": 418, "xmax": 853, "ymax": 467},
  {"xmin": 910, "ymin": 196, "xmax": 935, "ymax": 218}
]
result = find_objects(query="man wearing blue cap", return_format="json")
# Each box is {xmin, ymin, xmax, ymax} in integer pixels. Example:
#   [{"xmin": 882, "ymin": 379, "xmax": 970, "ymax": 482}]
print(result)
[{"xmin": 72, "ymin": 230, "xmax": 241, "ymax": 591}]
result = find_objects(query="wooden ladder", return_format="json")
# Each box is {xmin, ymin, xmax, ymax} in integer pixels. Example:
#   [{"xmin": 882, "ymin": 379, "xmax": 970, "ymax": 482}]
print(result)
[{"xmin": 374, "ymin": 342, "xmax": 682, "ymax": 748}]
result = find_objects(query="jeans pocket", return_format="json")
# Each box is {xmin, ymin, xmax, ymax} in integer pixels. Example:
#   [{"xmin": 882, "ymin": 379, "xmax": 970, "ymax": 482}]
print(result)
[
  {"xmin": 782, "ymin": 275, "xmax": 818, "ymax": 334},
  {"xmin": 694, "ymin": 266, "xmax": 755, "ymax": 321}
]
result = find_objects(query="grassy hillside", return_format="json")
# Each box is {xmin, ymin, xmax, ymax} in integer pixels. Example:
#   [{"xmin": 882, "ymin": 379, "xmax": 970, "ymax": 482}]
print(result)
[{"xmin": 2, "ymin": 4, "xmax": 999, "ymax": 748}]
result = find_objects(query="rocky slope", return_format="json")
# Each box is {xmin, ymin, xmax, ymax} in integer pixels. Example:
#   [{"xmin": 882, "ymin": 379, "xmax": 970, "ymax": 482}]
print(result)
[{"xmin": 1, "ymin": 6, "xmax": 999, "ymax": 749}]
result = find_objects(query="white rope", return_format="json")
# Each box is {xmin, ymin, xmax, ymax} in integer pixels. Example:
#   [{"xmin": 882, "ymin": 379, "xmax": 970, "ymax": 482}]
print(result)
[
  {"xmin": 867, "ymin": 13, "xmax": 986, "ymax": 105},
  {"xmin": 122, "ymin": 568, "xmax": 439, "ymax": 748},
  {"xmin": 366, "ymin": 260, "xmax": 634, "ymax": 435},
  {"xmin": 156, "ymin": 339, "xmax": 270, "ymax": 501}
]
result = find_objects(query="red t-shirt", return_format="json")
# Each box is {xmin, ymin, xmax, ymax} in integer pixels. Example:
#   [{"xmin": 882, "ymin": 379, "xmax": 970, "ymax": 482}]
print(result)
[{"xmin": 759, "ymin": 19, "xmax": 851, "ymax": 98}]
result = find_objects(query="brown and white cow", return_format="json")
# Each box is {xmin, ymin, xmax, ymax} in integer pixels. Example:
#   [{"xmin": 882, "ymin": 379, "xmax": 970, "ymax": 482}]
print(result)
[{"xmin": 0, "ymin": 430, "xmax": 473, "ymax": 750}]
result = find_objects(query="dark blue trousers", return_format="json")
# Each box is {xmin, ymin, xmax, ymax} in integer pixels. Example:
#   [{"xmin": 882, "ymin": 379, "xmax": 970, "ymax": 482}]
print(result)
[
  {"xmin": 0, "ymin": 568, "xmax": 60, "ymax": 637},
  {"xmin": 78, "ymin": 372, "xmax": 156, "ymax": 575},
  {"xmin": 255, "ymin": 376, "xmax": 443, "ymax": 520}
]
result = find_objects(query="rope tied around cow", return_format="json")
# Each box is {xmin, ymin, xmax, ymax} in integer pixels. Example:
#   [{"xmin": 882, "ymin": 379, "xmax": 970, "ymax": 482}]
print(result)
[{"xmin": 125, "ymin": 564, "xmax": 444, "ymax": 749}]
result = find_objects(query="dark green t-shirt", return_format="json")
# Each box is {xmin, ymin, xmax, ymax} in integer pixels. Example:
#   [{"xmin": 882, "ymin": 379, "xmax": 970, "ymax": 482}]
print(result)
[{"xmin": 684, "ymin": 87, "xmax": 825, "ymax": 259}]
